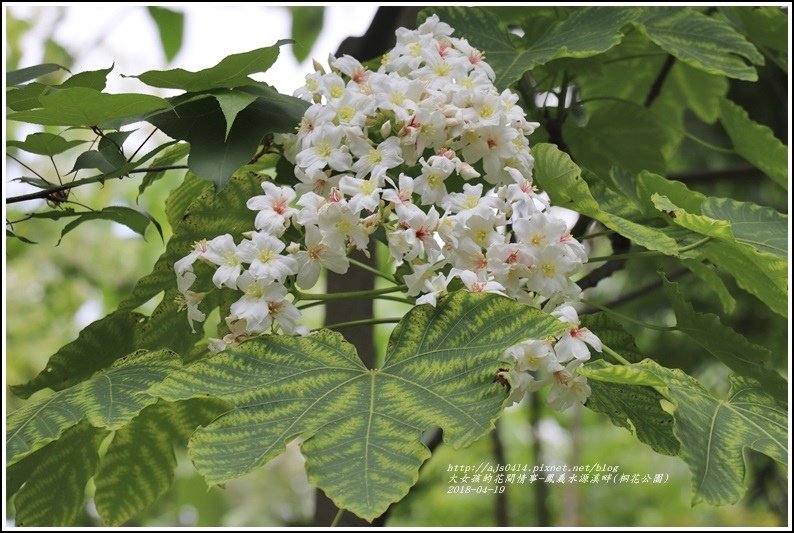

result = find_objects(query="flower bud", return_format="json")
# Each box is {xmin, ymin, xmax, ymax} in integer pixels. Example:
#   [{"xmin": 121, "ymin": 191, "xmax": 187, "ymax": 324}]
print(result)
[{"xmin": 380, "ymin": 120, "xmax": 392, "ymax": 138}]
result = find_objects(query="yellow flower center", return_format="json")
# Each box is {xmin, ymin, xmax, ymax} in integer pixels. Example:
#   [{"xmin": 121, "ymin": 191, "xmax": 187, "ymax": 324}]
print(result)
[{"xmin": 258, "ymin": 248, "xmax": 276, "ymax": 264}]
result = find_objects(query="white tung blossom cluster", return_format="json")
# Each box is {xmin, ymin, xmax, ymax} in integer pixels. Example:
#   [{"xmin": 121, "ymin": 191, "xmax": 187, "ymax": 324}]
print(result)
[{"xmin": 174, "ymin": 15, "xmax": 601, "ymax": 410}]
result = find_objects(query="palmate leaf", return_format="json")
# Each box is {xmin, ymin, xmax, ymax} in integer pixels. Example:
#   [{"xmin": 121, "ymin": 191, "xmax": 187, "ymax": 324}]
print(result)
[
  {"xmin": 701, "ymin": 196, "xmax": 787, "ymax": 259},
  {"xmin": 6, "ymin": 350, "xmax": 180, "ymax": 465},
  {"xmin": 93, "ymin": 399, "xmax": 228, "ymax": 526},
  {"xmin": 152, "ymin": 291, "xmax": 567, "ymax": 521},
  {"xmin": 580, "ymin": 314, "xmax": 679, "ymax": 456},
  {"xmin": 7, "ymin": 87, "xmax": 170, "ymax": 127},
  {"xmin": 148, "ymin": 87, "xmax": 306, "ymax": 189},
  {"xmin": 531, "ymin": 144, "xmax": 683, "ymax": 256},
  {"xmin": 580, "ymin": 360, "xmax": 787, "ymax": 505},
  {"xmin": 660, "ymin": 275, "xmax": 787, "ymax": 401},
  {"xmin": 120, "ymin": 169, "xmax": 266, "ymax": 312},
  {"xmin": 132, "ymin": 40, "xmax": 291, "ymax": 91},
  {"xmin": 6, "ymin": 132, "xmax": 87, "ymax": 156},
  {"xmin": 147, "ymin": 6, "xmax": 184, "ymax": 62},
  {"xmin": 719, "ymin": 98, "xmax": 788, "ymax": 189},
  {"xmin": 13, "ymin": 422, "xmax": 107, "ymax": 527},
  {"xmin": 635, "ymin": 7, "xmax": 764, "ymax": 81},
  {"xmin": 12, "ymin": 292, "xmax": 196, "ymax": 398},
  {"xmin": 7, "ymin": 62, "xmax": 67, "ymax": 85},
  {"xmin": 422, "ymin": 7, "xmax": 640, "ymax": 91},
  {"xmin": 563, "ymin": 101, "xmax": 669, "ymax": 177}
]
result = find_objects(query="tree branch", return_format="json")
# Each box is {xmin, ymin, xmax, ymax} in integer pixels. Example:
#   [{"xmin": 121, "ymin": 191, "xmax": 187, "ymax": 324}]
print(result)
[
  {"xmin": 644, "ymin": 55, "xmax": 676, "ymax": 107},
  {"xmin": 6, "ymin": 165, "xmax": 188, "ymax": 205}
]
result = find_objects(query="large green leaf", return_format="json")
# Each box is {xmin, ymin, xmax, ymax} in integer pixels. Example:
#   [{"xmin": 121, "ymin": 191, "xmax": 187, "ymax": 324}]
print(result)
[
  {"xmin": 290, "ymin": 7, "xmax": 324, "ymax": 63},
  {"xmin": 661, "ymin": 275, "xmax": 787, "ymax": 401},
  {"xmin": 423, "ymin": 7, "xmax": 639, "ymax": 91},
  {"xmin": 147, "ymin": 7, "xmax": 184, "ymax": 62},
  {"xmin": 148, "ymin": 87, "xmax": 306, "ymax": 188},
  {"xmin": 720, "ymin": 6, "xmax": 787, "ymax": 70},
  {"xmin": 13, "ymin": 422, "xmax": 107, "ymax": 527},
  {"xmin": 6, "ymin": 132, "xmax": 87, "ymax": 156},
  {"xmin": 580, "ymin": 314, "xmax": 679, "ymax": 456},
  {"xmin": 719, "ymin": 99, "xmax": 788, "ymax": 189},
  {"xmin": 580, "ymin": 360, "xmax": 787, "ymax": 505},
  {"xmin": 681, "ymin": 259, "xmax": 736, "ymax": 315},
  {"xmin": 152, "ymin": 291, "xmax": 566, "ymax": 521},
  {"xmin": 213, "ymin": 90, "xmax": 259, "ymax": 139},
  {"xmin": 120, "ymin": 169, "xmax": 266, "ymax": 311},
  {"xmin": 564, "ymin": 101, "xmax": 668, "ymax": 177},
  {"xmin": 704, "ymin": 240, "xmax": 788, "ymax": 318},
  {"xmin": 633, "ymin": 176, "xmax": 788, "ymax": 317},
  {"xmin": 7, "ymin": 62, "xmax": 66, "ymax": 85},
  {"xmin": 133, "ymin": 40, "xmax": 290, "ymax": 91},
  {"xmin": 7, "ymin": 87, "xmax": 170, "ymax": 127},
  {"xmin": 93, "ymin": 399, "xmax": 227, "ymax": 526},
  {"xmin": 531, "ymin": 144, "xmax": 682, "ymax": 256},
  {"xmin": 6, "ymin": 350, "xmax": 181, "ymax": 465},
  {"xmin": 59, "ymin": 65, "xmax": 114, "ymax": 90},
  {"xmin": 636, "ymin": 7, "xmax": 763, "ymax": 81},
  {"xmin": 701, "ymin": 196, "xmax": 787, "ymax": 259}
]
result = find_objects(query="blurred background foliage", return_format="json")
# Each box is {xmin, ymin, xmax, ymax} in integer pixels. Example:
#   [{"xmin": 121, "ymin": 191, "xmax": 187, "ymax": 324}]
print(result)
[{"xmin": 5, "ymin": 5, "xmax": 788, "ymax": 527}]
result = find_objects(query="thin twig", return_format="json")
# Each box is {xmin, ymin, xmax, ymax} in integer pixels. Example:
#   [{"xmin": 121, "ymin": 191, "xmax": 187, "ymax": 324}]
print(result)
[
  {"xmin": 644, "ymin": 55, "xmax": 676, "ymax": 107},
  {"xmin": 128, "ymin": 127, "xmax": 158, "ymax": 162},
  {"xmin": 6, "ymin": 165, "xmax": 189, "ymax": 204}
]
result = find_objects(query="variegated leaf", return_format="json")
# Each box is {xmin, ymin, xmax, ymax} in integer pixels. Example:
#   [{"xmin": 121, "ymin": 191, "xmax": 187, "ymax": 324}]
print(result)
[{"xmin": 152, "ymin": 291, "xmax": 566, "ymax": 521}]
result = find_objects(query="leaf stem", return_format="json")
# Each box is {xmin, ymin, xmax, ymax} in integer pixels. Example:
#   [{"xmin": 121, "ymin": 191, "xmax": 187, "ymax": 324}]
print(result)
[
  {"xmin": 297, "ymin": 293, "xmax": 414, "ymax": 311},
  {"xmin": 349, "ymin": 257, "xmax": 397, "ymax": 284},
  {"xmin": 317, "ymin": 317, "xmax": 402, "ymax": 332},
  {"xmin": 330, "ymin": 508, "xmax": 345, "ymax": 527},
  {"xmin": 6, "ymin": 165, "xmax": 188, "ymax": 205},
  {"xmin": 296, "ymin": 285, "xmax": 406, "ymax": 301},
  {"xmin": 581, "ymin": 298, "xmax": 678, "ymax": 332},
  {"xmin": 601, "ymin": 344, "xmax": 633, "ymax": 366}
]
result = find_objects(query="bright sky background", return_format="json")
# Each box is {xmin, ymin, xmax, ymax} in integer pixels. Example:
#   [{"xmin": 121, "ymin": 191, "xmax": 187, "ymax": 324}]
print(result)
[
  {"xmin": 5, "ymin": 5, "xmax": 379, "ymax": 202},
  {"xmin": 9, "ymin": 4, "xmax": 378, "ymax": 94}
]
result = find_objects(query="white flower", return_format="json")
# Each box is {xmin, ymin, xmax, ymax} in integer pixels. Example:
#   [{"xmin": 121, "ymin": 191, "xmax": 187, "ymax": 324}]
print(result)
[
  {"xmin": 459, "ymin": 269, "xmax": 505, "ymax": 295},
  {"xmin": 237, "ymin": 231, "xmax": 298, "ymax": 283},
  {"xmin": 349, "ymin": 136, "xmax": 403, "ymax": 181},
  {"xmin": 295, "ymin": 124, "xmax": 352, "ymax": 172},
  {"xmin": 500, "ymin": 367, "xmax": 535, "ymax": 405},
  {"xmin": 504, "ymin": 339, "xmax": 556, "ymax": 372},
  {"xmin": 339, "ymin": 175, "xmax": 382, "ymax": 213},
  {"xmin": 382, "ymin": 174, "xmax": 415, "ymax": 205},
  {"xmin": 317, "ymin": 201, "xmax": 370, "ymax": 251},
  {"xmin": 414, "ymin": 155, "xmax": 455, "ymax": 205},
  {"xmin": 547, "ymin": 361, "xmax": 591, "ymax": 411},
  {"xmin": 203, "ymin": 234, "xmax": 244, "ymax": 289},
  {"xmin": 552, "ymin": 305, "xmax": 602, "ymax": 362},
  {"xmin": 404, "ymin": 262, "xmax": 439, "ymax": 296},
  {"xmin": 247, "ymin": 182, "xmax": 298, "ymax": 234},
  {"xmin": 229, "ymin": 272, "xmax": 288, "ymax": 333},
  {"xmin": 174, "ymin": 239, "xmax": 207, "ymax": 275},
  {"xmin": 416, "ymin": 273, "xmax": 451, "ymax": 307},
  {"xmin": 293, "ymin": 225, "xmax": 350, "ymax": 289}
]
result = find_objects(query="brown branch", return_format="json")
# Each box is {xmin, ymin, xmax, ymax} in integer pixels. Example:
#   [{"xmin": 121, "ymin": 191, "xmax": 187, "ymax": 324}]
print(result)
[
  {"xmin": 6, "ymin": 165, "xmax": 189, "ymax": 205},
  {"xmin": 491, "ymin": 421, "xmax": 509, "ymax": 527},
  {"xmin": 644, "ymin": 55, "xmax": 675, "ymax": 107}
]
